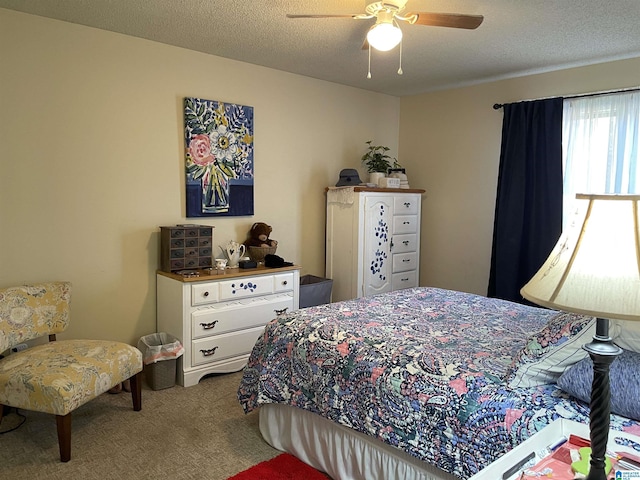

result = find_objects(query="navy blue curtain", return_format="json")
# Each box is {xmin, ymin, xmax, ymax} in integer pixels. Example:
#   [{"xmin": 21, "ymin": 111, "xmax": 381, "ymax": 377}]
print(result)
[{"xmin": 487, "ymin": 98, "xmax": 564, "ymax": 303}]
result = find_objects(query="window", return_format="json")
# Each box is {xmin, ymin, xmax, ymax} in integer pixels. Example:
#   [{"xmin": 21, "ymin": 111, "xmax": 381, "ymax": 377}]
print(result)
[{"xmin": 562, "ymin": 91, "xmax": 640, "ymax": 226}]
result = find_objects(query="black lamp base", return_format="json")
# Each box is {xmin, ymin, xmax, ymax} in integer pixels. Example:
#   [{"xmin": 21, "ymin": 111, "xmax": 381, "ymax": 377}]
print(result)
[{"xmin": 584, "ymin": 317, "xmax": 622, "ymax": 480}]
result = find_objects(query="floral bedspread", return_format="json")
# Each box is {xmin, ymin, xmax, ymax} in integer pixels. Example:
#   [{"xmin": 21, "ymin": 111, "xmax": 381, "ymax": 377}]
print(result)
[{"xmin": 237, "ymin": 287, "xmax": 639, "ymax": 479}]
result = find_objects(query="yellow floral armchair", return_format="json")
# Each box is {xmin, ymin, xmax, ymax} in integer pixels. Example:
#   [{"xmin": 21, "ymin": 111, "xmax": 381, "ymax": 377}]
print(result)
[{"xmin": 0, "ymin": 282, "xmax": 143, "ymax": 462}]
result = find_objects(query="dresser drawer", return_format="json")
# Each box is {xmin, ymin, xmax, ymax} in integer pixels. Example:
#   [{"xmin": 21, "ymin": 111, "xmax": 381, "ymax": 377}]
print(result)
[
  {"xmin": 392, "ymin": 234, "xmax": 417, "ymax": 254},
  {"xmin": 192, "ymin": 282, "xmax": 220, "ymax": 306},
  {"xmin": 392, "ymin": 270, "xmax": 418, "ymax": 290},
  {"xmin": 393, "ymin": 215, "xmax": 418, "ymax": 234},
  {"xmin": 191, "ymin": 292, "xmax": 294, "ymax": 339},
  {"xmin": 392, "ymin": 252, "xmax": 418, "ymax": 273},
  {"xmin": 393, "ymin": 196, "xmax": 419, "ymax": 215},
  {"xmin": 218, "ymin": 275, "xmax": 275, "ymax": 300},
  {"xmin": 192, "ymin": 326, "xmax": 265, "ymax": 366},
  {"xmin": 191, "ymin": 274, "xmax": 281, "ymax": 306},
  {"xmin": 274, "ymin": 273, "xmax": 294, "ymax": 292}
]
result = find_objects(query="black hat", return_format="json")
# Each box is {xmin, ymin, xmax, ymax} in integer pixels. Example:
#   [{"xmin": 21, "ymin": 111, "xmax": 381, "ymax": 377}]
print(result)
[{"xmin": 335, "ymin": 168, "xmax": 362, "ymax": 187}]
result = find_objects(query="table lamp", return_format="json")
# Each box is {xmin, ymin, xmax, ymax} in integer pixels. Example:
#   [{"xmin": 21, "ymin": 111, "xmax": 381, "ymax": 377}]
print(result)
[{"xmin": 520, "ymin": 194, "xmax": 640, "ymax": 480}]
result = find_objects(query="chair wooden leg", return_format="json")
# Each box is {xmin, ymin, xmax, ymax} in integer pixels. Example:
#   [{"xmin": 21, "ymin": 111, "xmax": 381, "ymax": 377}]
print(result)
[
  {"xmin": 56, "ymin": 413, "xmax": 72, "ymax": 462},
  {"xmin": 130, "ymin": 371, "xmax": 142, "ymax": 411}
]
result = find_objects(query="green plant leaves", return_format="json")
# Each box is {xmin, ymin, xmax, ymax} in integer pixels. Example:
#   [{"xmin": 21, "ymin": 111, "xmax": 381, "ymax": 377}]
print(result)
[{"xmin": 361, "ymin": 140, "xmax": 400, "ymax": 173}]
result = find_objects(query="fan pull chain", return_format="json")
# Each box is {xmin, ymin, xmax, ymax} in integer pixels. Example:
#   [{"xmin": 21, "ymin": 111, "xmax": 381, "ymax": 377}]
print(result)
[
  {"xmin": 367, "ymin": 44, "xmax": 372, "ymax": 79},
  {"xmin": 398, "ymin": 39, "xmax": 403, "ymax": 75}
]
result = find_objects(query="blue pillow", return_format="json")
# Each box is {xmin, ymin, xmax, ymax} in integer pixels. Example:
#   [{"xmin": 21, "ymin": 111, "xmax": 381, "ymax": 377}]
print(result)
[{"xmin": 557, "ymin": 349, "xmax": 640, "ymax": 421}]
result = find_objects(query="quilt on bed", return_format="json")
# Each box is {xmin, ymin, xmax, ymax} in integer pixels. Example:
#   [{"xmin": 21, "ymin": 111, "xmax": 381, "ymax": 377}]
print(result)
[{"xmin": 237, "ymin": 287, "xmax": 639, "ymax": 479}]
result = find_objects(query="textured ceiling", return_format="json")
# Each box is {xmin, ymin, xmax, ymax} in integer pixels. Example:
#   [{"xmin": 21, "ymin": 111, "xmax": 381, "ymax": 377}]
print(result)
[{"xmin": 2, "ymin": 0, "xmax": 640, "ymax": 96}]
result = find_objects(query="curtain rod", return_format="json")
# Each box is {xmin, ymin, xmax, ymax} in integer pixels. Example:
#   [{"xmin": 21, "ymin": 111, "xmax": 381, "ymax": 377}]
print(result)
[{"xmin": 492, "ymin": 85, "xmax": 640, "ymax": 110}]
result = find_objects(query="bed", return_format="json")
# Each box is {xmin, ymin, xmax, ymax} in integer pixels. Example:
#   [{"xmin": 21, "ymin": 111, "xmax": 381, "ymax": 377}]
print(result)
[{"xmin": 237, "ymin": 287, "xmax": 640, "ymax": 479}]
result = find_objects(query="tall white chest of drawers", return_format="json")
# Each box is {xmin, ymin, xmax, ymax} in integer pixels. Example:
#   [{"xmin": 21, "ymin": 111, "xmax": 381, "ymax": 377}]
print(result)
[
  {"xmin": 326, "ymin": 187, "xmax": 425, "ymax": 302},
  {"xmin": 156, "ymin": 266, "xmax": 300, "ymax": 387}
]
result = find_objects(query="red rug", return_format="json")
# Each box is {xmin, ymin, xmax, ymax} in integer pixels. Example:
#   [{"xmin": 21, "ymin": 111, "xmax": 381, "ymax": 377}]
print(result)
[{"xmin": 228, "ymin": 453, "xmax": 330, "ymax": 480}]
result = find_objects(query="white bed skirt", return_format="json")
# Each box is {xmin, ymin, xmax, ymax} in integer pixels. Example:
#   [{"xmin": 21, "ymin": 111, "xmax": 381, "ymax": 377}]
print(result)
[{"xmin": 259, "ymin": 404, "xmax": 458, "ymax": 480}]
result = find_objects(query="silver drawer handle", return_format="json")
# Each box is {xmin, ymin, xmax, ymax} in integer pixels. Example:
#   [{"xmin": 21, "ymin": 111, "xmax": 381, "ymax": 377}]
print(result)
[
  {"xmin": 200, "ymin": 346, "xmax": 219, "ymax": 357},
  {"xmin": 402, "ymin": 240, "xmax": 409, "ymax": 245},
  {"xmin": 203, "ymin": 291, "xmax": 210, "ymax": 297},
  {"xmin": 401, "ymin": 277, "xmax": 409, "ymax": 282},
  {"xmin": 403, "ymin": 221, "xmax": 410, "ymax": 225},
  {"xmin": 402, "ymin": 259, "xmax": 410, "ymax": 262},
  {"xmin": 282, "ymin": 280, "xmax": 288, "ymax": 286},
  {"xmin": 200, "ymin": 320, "xmax": 219, "ymax": 330},
  {"xmin": 404, "ymin": 202, "xmax": 411, "ymax": 207},
  {"xmin": 275, "ymin": 307, "xmax": 288, "ymax": 316}
]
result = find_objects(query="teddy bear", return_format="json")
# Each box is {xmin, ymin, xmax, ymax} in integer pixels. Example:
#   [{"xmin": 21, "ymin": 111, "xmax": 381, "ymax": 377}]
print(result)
[{"xmin": 244, "ymin": 222, "xmax": 278, "ymax": 248}]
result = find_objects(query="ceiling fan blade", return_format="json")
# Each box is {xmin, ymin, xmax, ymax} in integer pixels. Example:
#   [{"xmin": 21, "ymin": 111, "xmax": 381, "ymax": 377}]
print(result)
[
  {"xmin": 408, "ymin": 13, "xmax": 484, "ymax": 29},
  {"xmin": 286, "ymin": 14, "xmax": 365, "ymax": 19}
]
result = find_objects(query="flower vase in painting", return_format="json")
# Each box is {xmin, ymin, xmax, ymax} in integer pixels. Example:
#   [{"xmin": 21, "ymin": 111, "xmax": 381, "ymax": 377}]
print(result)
[{"xmin": 184, "ymin": 97, "xmax": 254, "ymax": 217}]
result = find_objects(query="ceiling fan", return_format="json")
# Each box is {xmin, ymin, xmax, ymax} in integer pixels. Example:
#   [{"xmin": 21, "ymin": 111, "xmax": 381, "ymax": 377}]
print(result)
[{"xmin": 287, "ymin": 0, "xmax": 484, "ymax": 52}]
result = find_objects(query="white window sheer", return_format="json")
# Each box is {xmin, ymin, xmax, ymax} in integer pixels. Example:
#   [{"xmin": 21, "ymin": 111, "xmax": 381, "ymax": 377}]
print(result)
[{"xmin": 562, "ymin": 91, "xmax": 640, "ymax": 225}]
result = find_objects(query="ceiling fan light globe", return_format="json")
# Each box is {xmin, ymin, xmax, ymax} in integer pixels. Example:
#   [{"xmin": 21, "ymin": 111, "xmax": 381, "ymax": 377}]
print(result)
[{"xmin": 367, "ymin": 23, "xmax": 402, "ymax": 51}]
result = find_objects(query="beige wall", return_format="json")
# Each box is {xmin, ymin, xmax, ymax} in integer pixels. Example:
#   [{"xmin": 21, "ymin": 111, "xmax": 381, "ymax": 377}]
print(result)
[
  {"xmin": 400, "ymin": 58, "xmax": 640, "ymax": 295},
  {"xmin": 3, "ymin": 8, "xmax": 640, "ymax": 346},
  {"xmin": 0, "ymin": 9, "xmax": 400, "ymax": 344}
]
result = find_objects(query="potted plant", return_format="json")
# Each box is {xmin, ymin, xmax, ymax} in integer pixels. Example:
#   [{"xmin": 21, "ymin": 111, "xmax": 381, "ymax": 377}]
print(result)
[{"xmin": 361, "ymin": 141, "xmax": 400, "ymax": 184}]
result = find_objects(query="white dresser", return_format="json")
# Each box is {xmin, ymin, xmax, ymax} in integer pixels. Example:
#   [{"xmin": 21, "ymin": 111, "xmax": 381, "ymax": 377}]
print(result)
[
  {"xmin": 156, "ymin": 265, "xmax": 300, "ymax": 387},
  {"xmin": 326, "ymin": 187, "xmax": 425, "ymax": 302}
]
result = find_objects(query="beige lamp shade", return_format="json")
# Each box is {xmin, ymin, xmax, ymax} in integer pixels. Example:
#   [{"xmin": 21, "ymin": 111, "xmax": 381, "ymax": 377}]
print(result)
[{"xmin": 520, "ymin": 194, "xmax": 640, "ymax": 321}]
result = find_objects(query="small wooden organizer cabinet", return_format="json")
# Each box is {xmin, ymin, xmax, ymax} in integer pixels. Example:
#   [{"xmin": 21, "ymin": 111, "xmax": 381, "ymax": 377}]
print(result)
[
  {"xmin": 160, "ymin": 224, "xmax": 214, "ymax": 272},
  {"xmin": 156, "ymin": 265, "xmax": 300, "ymax": 387}
]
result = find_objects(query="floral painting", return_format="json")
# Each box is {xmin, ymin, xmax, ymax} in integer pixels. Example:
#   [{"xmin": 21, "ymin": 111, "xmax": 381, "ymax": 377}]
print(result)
[{"xmin": 184, "ymin": 97, "xmax": 254, "ymax": 217}]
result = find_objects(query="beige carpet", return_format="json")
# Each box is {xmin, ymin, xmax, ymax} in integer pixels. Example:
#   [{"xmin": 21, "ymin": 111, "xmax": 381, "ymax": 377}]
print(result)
[{"xmin": 0, "ymin": 371, "xmax": 280, "ymax": 479}]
